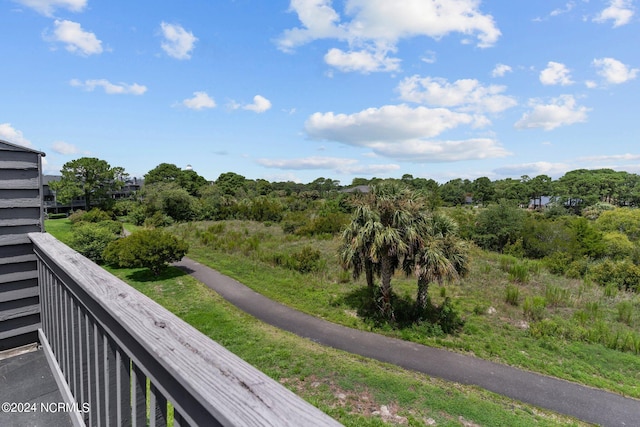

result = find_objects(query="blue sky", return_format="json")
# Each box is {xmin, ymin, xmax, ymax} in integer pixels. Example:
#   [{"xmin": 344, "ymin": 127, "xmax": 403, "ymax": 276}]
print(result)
[{"xmin": 1, "ymin": 0, "xmax": 638, "ymax": 184}]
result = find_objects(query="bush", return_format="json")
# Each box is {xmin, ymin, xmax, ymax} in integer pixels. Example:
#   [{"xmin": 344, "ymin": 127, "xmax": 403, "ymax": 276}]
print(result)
[
  {"xmin": 82, "ymin": 208, "xmax": 113, "ymax": 222},
  {"xmin": 144, "ymin": 211, "xmax": 174, "ymax": 228},
  {"xmin": 437, "ymin": 297, "xmax": 464, "ymax": 334},
  {"xmin": 291, "ymin": 246, "xmax": 322, "ymax": 273},
  {"xmin": 68, "ymin": 210, "xmax": 86, "ymax": 224},
  {"xmin": 544, "ymin": 251, "xmax": 573, "ymax": 275},
  {"xmin": 295, "ymin": 212, "xmax": 349, "ymax": 236},
  {"xmin": 69, "ymin": 221, "xmax": 122, "ymax": 263},
  {"xmin": 104, "ymin": 229, "xmax": 189, "ymax": 275},
  {"xmin": 589, "ymin": 259, "xmax": 640, "ymax": 291}
]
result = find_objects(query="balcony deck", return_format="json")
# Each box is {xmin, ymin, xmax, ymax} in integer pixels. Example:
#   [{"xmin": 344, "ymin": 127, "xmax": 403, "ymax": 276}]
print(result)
[{"xmin": 0, "ymin": 345, "xmax": 71, "ymax": 427}]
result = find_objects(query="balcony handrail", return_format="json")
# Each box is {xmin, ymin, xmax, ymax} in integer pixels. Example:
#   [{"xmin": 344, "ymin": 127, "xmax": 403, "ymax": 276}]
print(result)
[{"xmin": 29, "ymin": 232, "xmax": 341, "ymax": 427}]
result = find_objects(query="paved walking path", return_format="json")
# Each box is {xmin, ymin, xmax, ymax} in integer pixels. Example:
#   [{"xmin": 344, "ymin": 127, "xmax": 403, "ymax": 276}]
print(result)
[{"xmin": 174, "ymin": 257, "xmax": 639, "ymax": 427}]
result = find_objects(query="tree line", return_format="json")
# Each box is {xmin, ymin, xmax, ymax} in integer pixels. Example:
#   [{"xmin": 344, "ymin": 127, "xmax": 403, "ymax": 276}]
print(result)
[{"xmin": 50, "ymin": 157, "xmax": 640, "ymax": 217}]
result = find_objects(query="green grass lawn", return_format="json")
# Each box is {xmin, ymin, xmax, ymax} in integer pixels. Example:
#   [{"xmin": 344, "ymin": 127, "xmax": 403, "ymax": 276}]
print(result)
[{"xmin": 43, "ymin": 218, "xmax": 74, "ymax": 245}]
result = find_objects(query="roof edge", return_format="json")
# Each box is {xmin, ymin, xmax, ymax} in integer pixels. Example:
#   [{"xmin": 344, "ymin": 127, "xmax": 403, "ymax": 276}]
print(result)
[{"xmin": 0, "ymin": 139, "xmax": 46, "ymax": 156}]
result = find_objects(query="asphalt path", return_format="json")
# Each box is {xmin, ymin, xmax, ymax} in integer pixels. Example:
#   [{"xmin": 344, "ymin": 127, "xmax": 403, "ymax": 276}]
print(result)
[{"xmin": 174, "ymin": 257, "xmax": 640, "ymax": 426}]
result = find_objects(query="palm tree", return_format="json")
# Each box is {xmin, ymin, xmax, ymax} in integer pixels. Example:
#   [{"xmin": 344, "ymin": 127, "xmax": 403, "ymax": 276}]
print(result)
[
  {"xmin": 339, "ymin": 205, "xmax": 378, "ymax": 289},
  {"xmin": 340, "ymin": 182, "xmax": 425, "ymax": 319},
  {"xmin": 411, "ymin": 213, "xmax": 469, "ymax": 311}
]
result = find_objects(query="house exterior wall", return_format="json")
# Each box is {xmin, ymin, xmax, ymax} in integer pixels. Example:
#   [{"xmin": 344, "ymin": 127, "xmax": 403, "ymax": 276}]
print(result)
[{"xmin": 0, "ymin": 140, "xmax": 44, "ymax": 351}]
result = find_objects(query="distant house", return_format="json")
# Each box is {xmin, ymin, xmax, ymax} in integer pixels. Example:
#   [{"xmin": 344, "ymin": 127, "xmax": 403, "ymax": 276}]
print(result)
[{"xmin": 528, "ymin": 196, "xmax": 553, "ymax": 210}]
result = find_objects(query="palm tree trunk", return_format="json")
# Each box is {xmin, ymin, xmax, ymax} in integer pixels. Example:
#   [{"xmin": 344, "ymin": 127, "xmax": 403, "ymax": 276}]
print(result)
[
  {"xmin": 364, "ymin": 258, "xmax": 374, "ymax": 289},
  {"xmin": 416, "ymin": 276, "xmax": 429, "ymax": 312},
  {"xmin": 380, "ymin": 253, "xmax": 393, "ymax": 319}
]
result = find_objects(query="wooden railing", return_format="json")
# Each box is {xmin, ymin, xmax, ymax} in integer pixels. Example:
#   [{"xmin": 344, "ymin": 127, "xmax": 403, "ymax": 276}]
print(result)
[{"xmin": 30, "ymin": 232, "xmax": 342, "ymax": 427}]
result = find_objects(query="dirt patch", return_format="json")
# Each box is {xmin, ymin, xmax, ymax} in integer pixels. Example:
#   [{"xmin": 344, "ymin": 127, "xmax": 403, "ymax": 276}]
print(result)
[{"xmin": 280, "ymin": 375, "xmax": 408, "ymax": 424}]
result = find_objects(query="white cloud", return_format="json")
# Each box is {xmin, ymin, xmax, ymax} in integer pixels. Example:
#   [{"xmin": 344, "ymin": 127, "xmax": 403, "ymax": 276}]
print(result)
[
  {"xmin": 578, "ymin": 153, "xmax": 640, "ymax": 162},
  {"xmin": 70, "ymin": 79, "xmax": 147, "ymax": 95},
  {"xmin": 160, "ymin": 22, "xmax": 197, "ymax": 60},
  {"xmin": 492, "ymin": 63, "xmax": 512, "ymax": 77},
  {"xmin": 539, "ymin": 61, "xmax": 574, "ymax": 86},
  {"xmin": 49, "ymin": 20, "xmax": 102, "ymax": 56},
  {"xmin": 550, "ymin": 2, "xmax": 576, "ymax": 17},
  {"xmin": 243, "ymin": 95, "xmax": 272, "ymax": 113},
  {"xmin": 594, "ymin": 0, "xmax": 635, "ymax": 27},
  {"xmin": 324, "ymin": 47, "xmax": 400, "ymax": 73},
  {"xmin": 257, "ymin": 156, "xmax": 400, "ymax": 175},
  {"xmin": 421, "ymin": 50, "xmax": 437, "ymax": 64},
  {"xmin": 277, "ymin": 0, "xmax": 346, "ymax": 52},
  {"xmin": 342, "ymin": 0, "xmax": 501, "ymax": 48},
  {"xmin": 304, "ymin": 104, "xmax": 510, "ymax": 162},
  {"xmin": 306, "ymin": 104, "xmax": 473, "ymax": 143},
  {"xmin": 0, "ymin": 123, "xmax": 32, "ymax": 147},
  {"xmin": 369, "ymin": 138, "xmax": 511, "ymax": 163},
  {"xmin": 593, "ymin": 57, "xmax": 639, "ymax": 84},
  {"xmin": 515, "ymin": 95, "xmax": 590, "ymax": 131},
  {"xmin": 277, "ymin": 0, "xmax": 501, "ymax": 73},
  {"xmin": 13, "ymin": 0, "xmax": 86, "ymax": 16},
  {"xmin": 51, "ymin": 141, "xmax": 79, "ymax": 155},
  {"xmin": 181, "ymin": 92, "xmax": 216, "ymax": 110},
  {"xmin": 397, "ymin": 76, "xmax": 517, "ymax": 114}
]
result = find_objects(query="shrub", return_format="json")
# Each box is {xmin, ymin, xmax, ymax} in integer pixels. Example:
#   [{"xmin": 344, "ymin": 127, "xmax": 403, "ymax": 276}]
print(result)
[
  {"xmin": 104, "ymin": 229, "xmax": 189, "ymax": 275},
  {"xmin": 69, "ymin": 221, "xmax": 121, "ymax": 263},
  {"xmin": 295, "ymin": 212, "xmax": 349, "ymax": 236},
  {"xmin": 437, "ymin": 297, "xmax": 464, "ymax": 334},
  {"xmin": 128, "ymin": 205, "xmax": 148, "ymax": 226},
  {"xmin": 602, "ymin": 232, "xmax": 634, "ymax": 260},
  {"xmin": 565, "ymin": 258, "xmax": 589, "ymax": 279},
  {"xmin": 144, "ymin": 211, "xmax": 174, "ymax": 228},
  {"xmin": 82, "ymin": 208, "xmax": 113, "ymax": 222},
  {"xmin": 291, "ymin": 246, "xmax": 323, "ymax": 273},
  {"xmin": 68, "ymin": 210, "xmax": 86, "ymax": 224},
  {"xmin": 589, "ymin": 259, "xmax": 640, "ymax": 291},
  {"xmin": 544, "ymin": 251, "xmax": 573, "ymax": 275}
]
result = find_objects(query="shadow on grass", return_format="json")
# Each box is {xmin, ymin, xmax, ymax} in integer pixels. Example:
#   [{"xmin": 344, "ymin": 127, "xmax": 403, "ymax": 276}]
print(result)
[
  {"xmin": 341, "ymin": 286, "xmax": 464, "ymax": 334},
  {"xmin": 126, "ymin": 266, "xmax": 189, "ymax": 282}
]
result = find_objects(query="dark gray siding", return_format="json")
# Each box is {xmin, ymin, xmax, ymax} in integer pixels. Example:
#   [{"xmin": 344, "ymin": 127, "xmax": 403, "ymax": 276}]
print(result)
[{"xmin": 0, "ymin": 140, "xmax": 44, "ymax": 351}]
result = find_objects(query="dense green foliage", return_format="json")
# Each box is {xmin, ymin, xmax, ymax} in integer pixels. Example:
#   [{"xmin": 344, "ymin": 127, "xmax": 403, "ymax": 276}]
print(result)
[
  {"xmin": 68, "ymin": 219, "xmax": 122, "ymax": 263},
  {"xmin": 104, "ymin": 228, "xmax": 189, "ymax": 275}
]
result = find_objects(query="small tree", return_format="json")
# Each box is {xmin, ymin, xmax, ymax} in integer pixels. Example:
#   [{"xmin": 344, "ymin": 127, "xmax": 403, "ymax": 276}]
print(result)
[{"xmin": 104, "ymin": 229, "xmax": 188, "ymax": 275}]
